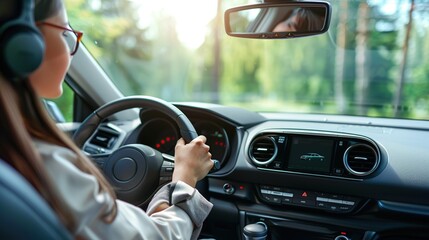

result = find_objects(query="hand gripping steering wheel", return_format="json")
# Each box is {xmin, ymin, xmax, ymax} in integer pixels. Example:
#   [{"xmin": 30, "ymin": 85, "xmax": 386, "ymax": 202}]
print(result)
[{"xmin": 73, "ymin": 96, "xmax": 219, "ymax": 206}]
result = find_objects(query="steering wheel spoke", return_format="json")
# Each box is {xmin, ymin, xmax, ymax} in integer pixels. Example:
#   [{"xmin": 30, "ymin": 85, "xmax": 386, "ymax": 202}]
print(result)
[
  {"xmin": 159, "ymin": 153, "xmax": 174, "ymax": 185},
  {"xmin": 88, "ymin": 153, "xmax": 110, "ymax": 169}
]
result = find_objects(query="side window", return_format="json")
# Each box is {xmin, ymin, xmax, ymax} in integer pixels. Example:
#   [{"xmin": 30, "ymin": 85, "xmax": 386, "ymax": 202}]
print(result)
[{"xmin": 49, "ymin": 82, "xmax": 74, "ymax": 122}]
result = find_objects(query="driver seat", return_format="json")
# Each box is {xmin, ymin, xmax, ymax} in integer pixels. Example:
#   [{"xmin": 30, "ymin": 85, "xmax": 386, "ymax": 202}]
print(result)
[{"xmin": 0, "ymin": 159, "xmax": 72, "ymax": 239}]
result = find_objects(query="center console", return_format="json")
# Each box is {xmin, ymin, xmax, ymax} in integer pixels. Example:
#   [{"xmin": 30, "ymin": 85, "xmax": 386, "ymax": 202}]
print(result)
[
  {"xmin": 241, "ymin": 212, "xmax": 375, "ymax": 240},
  {"xmin": 248, "ymin": 130, "xmax": 382, "ymax": 179},
  {"xmin": 206, "ymin": 130, "xmax": 387, "ymax": 239}
]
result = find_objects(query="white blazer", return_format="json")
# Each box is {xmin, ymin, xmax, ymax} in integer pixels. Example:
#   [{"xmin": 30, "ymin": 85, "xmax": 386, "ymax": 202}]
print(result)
[{"xmin": 34, "ymin": 139, "xmax": 213, "ymax": 240}]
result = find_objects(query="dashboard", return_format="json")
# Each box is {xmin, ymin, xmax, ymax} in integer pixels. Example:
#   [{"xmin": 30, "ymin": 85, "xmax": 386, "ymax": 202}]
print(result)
[{"xmin": 83, "ymin": 103, "xmax": 429, "ymax": 240}]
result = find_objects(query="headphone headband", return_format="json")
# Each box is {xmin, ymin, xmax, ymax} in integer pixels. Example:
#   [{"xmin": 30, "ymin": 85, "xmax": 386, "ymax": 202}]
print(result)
[{"xmin": 0, "ymin": 0, "xmax": 45, "ymax": 80}]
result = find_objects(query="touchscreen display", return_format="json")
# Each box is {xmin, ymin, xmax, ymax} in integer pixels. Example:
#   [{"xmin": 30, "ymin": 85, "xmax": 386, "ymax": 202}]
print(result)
[{"xmin": 288, "ymin": 137, "xmax": 334, "ymax": 173}]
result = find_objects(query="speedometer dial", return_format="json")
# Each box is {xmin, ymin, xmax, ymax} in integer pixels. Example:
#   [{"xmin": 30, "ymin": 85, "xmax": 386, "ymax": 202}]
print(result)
[
  {"xmin": 139, "ymin": 119, "xmax": 178, "ymax": 155},
  {"xmin": 194, "ymin": 121, "xmax": 229, "ymax": 166}
]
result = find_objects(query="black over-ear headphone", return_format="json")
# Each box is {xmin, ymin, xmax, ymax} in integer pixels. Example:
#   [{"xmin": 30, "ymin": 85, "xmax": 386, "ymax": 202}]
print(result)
[{"xmin": 0, "ymin": 0, "xmax": 45, "ymax": 80}]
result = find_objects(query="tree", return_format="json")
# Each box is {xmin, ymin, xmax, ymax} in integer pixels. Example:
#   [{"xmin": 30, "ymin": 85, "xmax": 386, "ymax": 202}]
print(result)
[
  {"xmin": 334, "ymin": 1, "xmax": 349, "ymax": 114},
  {"xmin": 393, "ymin": 0, "xmax": 415, "ymax": 117},
  {"xmin": 211, "ymin": 0, "xmax": 223, "ymax": 103},
  {"xmin": 355, "ymin": 1, "xmax": 370, "ymax": 115}
]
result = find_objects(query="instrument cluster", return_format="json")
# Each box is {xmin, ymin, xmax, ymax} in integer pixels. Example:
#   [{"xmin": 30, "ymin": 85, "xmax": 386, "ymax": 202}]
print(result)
[{"xmin": 138, "ymin": 111, "xmax": 231, "ymax": 166}]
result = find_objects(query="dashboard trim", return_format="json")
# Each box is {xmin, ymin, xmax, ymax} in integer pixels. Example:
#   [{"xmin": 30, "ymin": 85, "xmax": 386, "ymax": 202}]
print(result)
[
  {"xmin": 378, "ymin": 200, "xmax": 429, "ymax": 218},
  {"xmin": 255, "ymin": 167, "xmax": 363, "ymax": 181}
]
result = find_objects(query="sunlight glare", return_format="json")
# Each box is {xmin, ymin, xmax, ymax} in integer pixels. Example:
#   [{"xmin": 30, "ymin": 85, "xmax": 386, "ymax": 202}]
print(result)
[{"xmin": 134, "ymin": 0, "xmax": 218, "ymax": 50}]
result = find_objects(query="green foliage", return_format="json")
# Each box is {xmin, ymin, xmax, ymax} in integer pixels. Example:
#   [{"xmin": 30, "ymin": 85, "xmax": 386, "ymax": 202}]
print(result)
[
  {"xmin": 50, "ymin": 82, "xmax": 74, "ymax": 122},
  {"xmin": 62, "ymin": 0, "xmax": 429, "ymax": 120}
]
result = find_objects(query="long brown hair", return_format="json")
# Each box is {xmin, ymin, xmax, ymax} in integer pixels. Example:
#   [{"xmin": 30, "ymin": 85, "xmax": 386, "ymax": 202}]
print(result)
[{"xmin": 0, "ymin": 0, "xmax": 117, "ymax": 234}]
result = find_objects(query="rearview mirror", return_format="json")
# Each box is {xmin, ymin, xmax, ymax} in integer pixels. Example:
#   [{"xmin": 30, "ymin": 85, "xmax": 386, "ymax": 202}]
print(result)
[{"xmin": 225, "ymin": 2, "xmax": 331, "ymax": 39}]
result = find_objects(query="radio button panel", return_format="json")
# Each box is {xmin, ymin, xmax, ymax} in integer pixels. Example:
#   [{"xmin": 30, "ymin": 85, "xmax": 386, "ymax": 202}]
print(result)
[{"xmin": 259, "ymin": 185, "xmax": 361, "ymax": 213}]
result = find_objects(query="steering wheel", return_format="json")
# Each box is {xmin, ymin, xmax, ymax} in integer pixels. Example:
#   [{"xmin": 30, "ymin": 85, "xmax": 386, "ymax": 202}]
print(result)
[{"xmin": 73, "ymin": 96, "xmax": 218, "ymax": 206}]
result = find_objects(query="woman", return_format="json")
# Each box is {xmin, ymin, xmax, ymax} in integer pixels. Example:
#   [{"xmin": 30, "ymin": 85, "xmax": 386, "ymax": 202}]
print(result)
[
  {"xmin": 273, "ymin": 8, "xmax": 324, "ymax": 32},
  {"xmin": 0, "ymin": 0, "xmax": 214, "ymax": 239}
]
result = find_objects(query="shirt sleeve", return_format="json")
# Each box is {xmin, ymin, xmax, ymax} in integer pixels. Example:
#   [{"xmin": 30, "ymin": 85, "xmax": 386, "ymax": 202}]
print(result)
[
  {"xmin": 36, "ymin": 141, "xmax": 212, "ymax": 240},
  {"xmin": 147, "ymin": 181, "xmax": 214, "ymax": 239}
]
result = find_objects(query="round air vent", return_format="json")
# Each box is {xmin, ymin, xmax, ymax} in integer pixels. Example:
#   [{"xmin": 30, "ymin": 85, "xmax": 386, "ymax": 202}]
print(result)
[
  {"xmin": 343, "ymin": 144, "xmax": 380, "ymax": 176},
  {"xmin": 249, "ymin": 136, "xmax": 278, "ymax": 166}
]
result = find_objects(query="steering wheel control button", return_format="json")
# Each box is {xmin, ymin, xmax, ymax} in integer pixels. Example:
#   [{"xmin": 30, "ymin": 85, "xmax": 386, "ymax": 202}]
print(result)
[
  {"xmin": 90, "ymin": 156, "xmax": 107, "ymax": 168},
  {"xmin": 223, "ymin": 183, "xmax": 235, "ymax": 195},
  {"xmin": 159, "ymin": 161, "xmax": 174, "ymax": 184},
  {"xmin": 113, "ymin": 158, "xmax": 137, "ymax": 181}
]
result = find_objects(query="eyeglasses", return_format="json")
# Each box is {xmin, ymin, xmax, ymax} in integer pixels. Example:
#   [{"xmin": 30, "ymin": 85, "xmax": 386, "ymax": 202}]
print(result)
[{"xmin": 36, "ymin": 22, "xmax": 83, "ymax": 56}]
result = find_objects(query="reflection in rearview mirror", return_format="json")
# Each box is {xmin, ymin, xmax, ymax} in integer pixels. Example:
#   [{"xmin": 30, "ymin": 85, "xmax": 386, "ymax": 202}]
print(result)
[{"xmin": 225, "ymin": 2, "xmax": 331, "ymax": 39}]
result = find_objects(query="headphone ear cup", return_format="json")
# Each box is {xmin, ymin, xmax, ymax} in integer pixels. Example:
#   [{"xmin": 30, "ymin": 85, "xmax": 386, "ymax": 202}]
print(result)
[
  {"xmin": 1, "ymin": 25, "xmax": 45, "ymax": 79},
  {"xmin": 0, "ymin": 0, "xmax": 45, "ymax": 80}
]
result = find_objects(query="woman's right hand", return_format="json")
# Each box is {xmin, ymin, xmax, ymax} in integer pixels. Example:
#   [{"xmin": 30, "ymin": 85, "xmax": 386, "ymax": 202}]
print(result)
[{"xmin": 172, "ymin": 136, "xmax": 213, "ymax": 188}]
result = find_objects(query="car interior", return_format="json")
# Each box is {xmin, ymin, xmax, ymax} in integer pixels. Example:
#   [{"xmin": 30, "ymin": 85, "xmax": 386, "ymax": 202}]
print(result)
[{"xmin": 1, "ymin": 0, "xmax": 429, "ymax": 239}]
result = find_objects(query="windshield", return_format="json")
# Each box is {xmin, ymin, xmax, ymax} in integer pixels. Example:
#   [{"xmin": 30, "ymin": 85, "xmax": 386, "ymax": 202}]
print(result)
[{"xmin": 66, "ymin": 0, "xmax": 429, "ymax": 120}]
